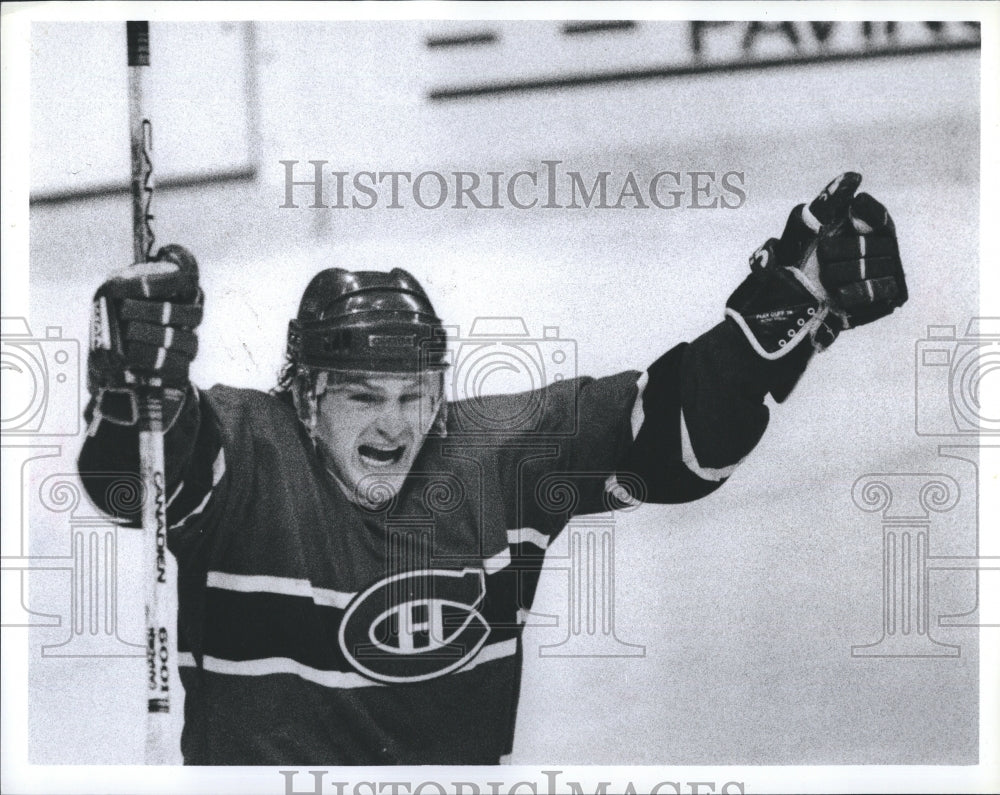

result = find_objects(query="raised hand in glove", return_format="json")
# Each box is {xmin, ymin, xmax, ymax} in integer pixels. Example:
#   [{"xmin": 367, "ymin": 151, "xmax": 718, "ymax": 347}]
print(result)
[
  {"xmin": 725, "ymin": 172, "xmax": 907, "ymax": 400},
  {"xmin": 817, "ymin": 189, "xmax": 908, "ymax": 328},
  {"xmin": 88, "ymin": 244, "xmax": 201, "ymax": 430}
]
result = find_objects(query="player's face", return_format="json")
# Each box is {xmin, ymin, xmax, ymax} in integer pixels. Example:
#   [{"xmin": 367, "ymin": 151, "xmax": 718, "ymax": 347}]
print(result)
[{"xmin": 314, "ymin": 372, "xmax": 443, "ymax": 508}]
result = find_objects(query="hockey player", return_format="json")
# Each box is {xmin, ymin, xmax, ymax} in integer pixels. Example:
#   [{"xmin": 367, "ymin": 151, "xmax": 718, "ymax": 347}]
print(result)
[{"xmin": 79, "ymin": 173, "xmax": 906, "ymax": 765}]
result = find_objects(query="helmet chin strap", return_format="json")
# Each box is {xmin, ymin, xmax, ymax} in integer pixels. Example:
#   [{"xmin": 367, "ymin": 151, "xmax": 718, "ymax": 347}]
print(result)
[
  {"xmin": 308, "ymin": 370, "xmax": 329, "ymax": 439},
  {"xmin": 307, "ymin": 428, "xmax": 383, "ymax": 509},
  {"xmin": 319, "ymin": 441, "xmax": 398, "ymax": 512},
  {"xmin": 323, "ymin": 457, "xmax": 375, "ymax": 508}
]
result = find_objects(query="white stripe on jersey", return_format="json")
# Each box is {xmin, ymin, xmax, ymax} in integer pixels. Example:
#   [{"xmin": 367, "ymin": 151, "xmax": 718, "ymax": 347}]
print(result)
[
  {"xmin": 604, "ymin": 474, "xmax": 642, "ymax": 507},
  {"xmin": 166, "ymin": 480, "xmax": 184, "ymax": 508},
  {"xmin": 198, "ymin": 638, "xmax": 518, "ymax": 689},
  {"xmin": 506, "ymin": 527, "xmax": 550, "ymax": 550},
  {"xmin": 165, "ymin": 389, "xmax": 203, "ymax": 510},
  {"xmin": 473, "ymin": 638, "xmax": 517, "ymax": 666},
  {"xmin": 169, "ymin": 447, "xmax": 226, "ymax": 530},
  {"xmin": 206, "ymin": 571, "xmax": 356, "ymax": 610},
  {"xmin": 483, "ymin": 547, "xmax": 511, "ymax": 574},
  {"xmin": 630, "ymin": 370, "xmax": 649, "ymax": 440},
  {"xmin": 203, "ymin": 654, "xmax": 381, "ymax": 689},
  {"xmin": 680, "ymin": 407, "xmax": 741, "ymax": 482},
  {"xmin": 177, "ymin": 651, "xmax": 197, "ymax": 668}
]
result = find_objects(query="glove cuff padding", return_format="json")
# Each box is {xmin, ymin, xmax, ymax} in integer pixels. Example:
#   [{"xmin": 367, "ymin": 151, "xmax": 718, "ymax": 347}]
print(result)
[
  {"xmin": 87, "ymin": 384, "xmax": 190, "ymax": 433},
  {"xmin": 725, "ymin": 238, "xmax": 839, "ymax": 362}
]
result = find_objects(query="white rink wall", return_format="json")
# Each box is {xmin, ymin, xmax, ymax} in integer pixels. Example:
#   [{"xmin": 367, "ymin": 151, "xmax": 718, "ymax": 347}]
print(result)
[{"xmin": 24, "ymin": 22, "xmax": 980, "ymax": 765}]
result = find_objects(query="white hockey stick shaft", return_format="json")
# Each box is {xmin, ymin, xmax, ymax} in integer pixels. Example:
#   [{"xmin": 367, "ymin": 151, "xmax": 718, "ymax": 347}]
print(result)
[{"xmin": 128, "ymin": 20, "xmax": 173, "ymax": 765}]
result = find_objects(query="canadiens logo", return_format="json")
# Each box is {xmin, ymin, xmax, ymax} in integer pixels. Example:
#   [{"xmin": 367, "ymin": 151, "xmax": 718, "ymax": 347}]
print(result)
[{"xmin": 338, "ymin": 568, "xmax": 490, "ymax": 683}]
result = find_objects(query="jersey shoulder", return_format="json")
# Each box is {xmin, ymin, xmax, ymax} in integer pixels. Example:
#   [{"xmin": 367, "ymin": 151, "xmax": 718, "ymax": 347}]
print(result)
[
  {"xmin": 202, "ymin": 384, "xmax": 299, "ymax": 440},
  {"xmin": 444, "ymin": 370, "xmax": 640, "ymax": 440}
]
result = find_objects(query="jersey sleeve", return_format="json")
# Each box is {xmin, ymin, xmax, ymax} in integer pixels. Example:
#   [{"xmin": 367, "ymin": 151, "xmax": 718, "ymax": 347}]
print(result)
[
  {"xmin": 620, "ymin": 317, "xmax": 810, "ymax": 504},
  {"xmin": 77, "ymin": 384, "xmax": 229, "ymax": 536},
  {"xmin": 491, "ymin": 317, "xmax": 811, "ymax": 531},
  {"xmin": 475, "ymin": 370, "xmax": 639, "ymax": 534}
]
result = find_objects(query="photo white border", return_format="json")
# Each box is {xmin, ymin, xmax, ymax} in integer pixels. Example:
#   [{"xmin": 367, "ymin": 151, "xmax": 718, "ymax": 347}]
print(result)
[{"xmin": 2, "ymin": 2, "xmax": 998, "ymax": 793}]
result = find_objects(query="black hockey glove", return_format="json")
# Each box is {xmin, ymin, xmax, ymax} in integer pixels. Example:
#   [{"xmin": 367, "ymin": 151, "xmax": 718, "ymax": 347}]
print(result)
[
  {"xmin": 818, "ymin": 191, "xmax": 908, "ymax": 328},
  {"xmin": 88, "ymin": 244, "xmax": 202, "ymax": 430},
  {"xmin": 726, "ymin": 173, "xmax": 907, "ymax": 400}
]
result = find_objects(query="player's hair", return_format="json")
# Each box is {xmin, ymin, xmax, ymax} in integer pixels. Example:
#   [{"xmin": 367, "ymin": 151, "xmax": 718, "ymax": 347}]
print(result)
[{"xmin": 273, "ymin": 355, "xmax": 300, "ymax": 397}]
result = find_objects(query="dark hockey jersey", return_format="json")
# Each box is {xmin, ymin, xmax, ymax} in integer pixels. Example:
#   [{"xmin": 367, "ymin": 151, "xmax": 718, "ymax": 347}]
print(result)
[{"xmin": 79, "ymin": 320, "xmax": 792, "ymax": 765}]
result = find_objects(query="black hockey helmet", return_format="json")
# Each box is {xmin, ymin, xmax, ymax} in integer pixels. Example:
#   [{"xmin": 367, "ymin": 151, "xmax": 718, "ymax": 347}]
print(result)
[{"xmin": 287, "ymin": 268, "xmax": 448, "ymax": 373}]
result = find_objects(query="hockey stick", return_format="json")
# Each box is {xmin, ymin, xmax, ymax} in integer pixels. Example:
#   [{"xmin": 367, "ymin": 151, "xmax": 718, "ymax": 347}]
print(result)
[{"xmin": 127, "ymin": 20, "xmax": 173, "ymax": 764}]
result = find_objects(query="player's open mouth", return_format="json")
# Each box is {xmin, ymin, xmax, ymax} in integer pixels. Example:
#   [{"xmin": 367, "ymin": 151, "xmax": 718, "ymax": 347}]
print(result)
[{"xmin": 358, "ymin": 444, "xmax": 405, "ymax": 467}]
